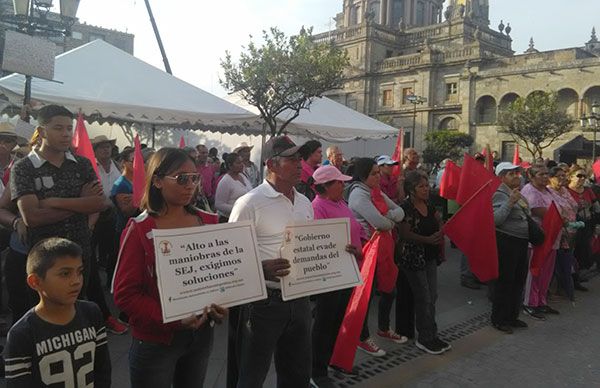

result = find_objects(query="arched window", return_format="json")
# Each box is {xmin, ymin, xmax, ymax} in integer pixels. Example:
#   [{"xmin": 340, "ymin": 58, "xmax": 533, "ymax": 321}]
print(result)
[
  {"xmin": 583, "ymin": 86, "xmax": 600, "ymax": 114},
  {"xmin": 557, "ymin": 89, "xmax": 579, "ymax": 117},
  {"xmin": 391, "ymin": 0, "xmax": 404, "ymax": 26},
  {"xmin": 499, "ymin": 93, "xmax": 519, "ymax": 113},
  {"xmin": 439, "ymin": 117, "xmax": 458, "ymax": 130},
  {"xmin": 476, "ymin": 96, "xmax": 497, "ymax": 124}
]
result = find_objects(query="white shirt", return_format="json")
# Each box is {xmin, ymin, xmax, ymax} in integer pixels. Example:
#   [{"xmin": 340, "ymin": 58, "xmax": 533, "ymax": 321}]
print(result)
[
  {"xmin": 243, "ymin": 162, "xmax": 260, "ymax": 188},
  {"xmin": 229, "ymin": 180, "xmax": 314, "ymax": 289},
  {"xmin": 215, "ymin": 173, "xmax": 253, "ymax": 218},
  {"xmin": 97, "ymin": 160, "xmax": 122, "ymax": 197}
]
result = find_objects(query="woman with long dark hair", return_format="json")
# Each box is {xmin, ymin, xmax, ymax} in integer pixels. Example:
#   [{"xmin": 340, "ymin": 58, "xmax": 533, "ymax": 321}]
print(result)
[{"xmin": 113, "ymin": 148, "xmax": 227, "ymax": 388}]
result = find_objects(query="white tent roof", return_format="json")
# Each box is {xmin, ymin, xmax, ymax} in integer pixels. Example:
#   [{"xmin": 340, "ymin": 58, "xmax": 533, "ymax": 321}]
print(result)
[
  {"xmin": 225, "ymin": 94, "xmax": 398, "ymax": 142},
  {"xmin": 0, "ymin": 40, "xmax": 259, "ymax": 132}
]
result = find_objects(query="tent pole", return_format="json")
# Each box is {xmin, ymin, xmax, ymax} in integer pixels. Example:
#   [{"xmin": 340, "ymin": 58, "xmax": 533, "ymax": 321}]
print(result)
[
  {"xmin": 152, "ymin": 125, "xmax": 156, "ymax": 149},
  {"xmin": 260, "ymin": 122, "xmax": 267, "ymax": 182},
  {"xmin": 143, "ymin": 0, "xmax": 173, "ymax": 75}
]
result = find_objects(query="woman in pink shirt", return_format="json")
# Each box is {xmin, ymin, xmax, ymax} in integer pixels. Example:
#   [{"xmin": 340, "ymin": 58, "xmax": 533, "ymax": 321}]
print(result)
[{"xmin": 310, "ymin": 165, "xmax": 364, "ymax": 381}]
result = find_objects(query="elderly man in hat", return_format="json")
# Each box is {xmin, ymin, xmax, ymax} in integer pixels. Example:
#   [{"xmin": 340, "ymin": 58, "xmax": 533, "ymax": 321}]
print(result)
[
  {"xmin": 229, "ymin": 135, "xmax": 314, "ymax": 388},
  {"xmin": 0, "ymin": 122, "xmax": 27, "ymax": 186},
  {"xmin": 233, "ymin": 142, "xmax": 259, "ymax": 188}
]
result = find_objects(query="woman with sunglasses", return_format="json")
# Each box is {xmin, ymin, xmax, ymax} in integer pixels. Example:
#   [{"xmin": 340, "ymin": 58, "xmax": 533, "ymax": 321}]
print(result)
[
  {"xmin": 567, "ymin": 166, "xmax": 597, "ymax": 290},
  {"xmin": 521, "ymin": 164, "xmax": 560, "ymax": 320},
  {"xmin": 113, "ymin": 148, "xmax": 228, "ymax": 388},
  {"xmin": 214, "ymin": 152, "xmax": 253, "ymax": 223}
]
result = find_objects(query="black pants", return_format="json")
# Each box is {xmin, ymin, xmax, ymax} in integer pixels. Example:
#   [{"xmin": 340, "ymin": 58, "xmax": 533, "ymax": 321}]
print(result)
[
  {"xmin": 91, "ymin": 208, "xmax": 117, "ymax": 286},
  {"xmin": 226, "ymin": 306, "xmax": 242, "ymax": 388},
  {"xmin": 5, "ymin": 248, "xmax": 38, "ymax": 325},
  {"xmin": 360, "ymin": 290, "xmax": 394, "ymax": 341},
  {"xmin": 395, "ymin": 269, "xmax": 415, "ymax": 339},
  {"xmin": 236, "ymin": 292, "xmax": 311, "ymax": 388},
  {"xmin": 87, "ymin": 249, "xmax": 111, "ymax": 320},
  {"xmin": 312, "ymin": 288, "xmax": 351, "ymax": 377},
  {"xmin": 404, "ymin": 259, "xmax": 438, "ymax": 343},
  {"xmin": 491, "ymin": 232, "xmax": 528, "ymax": 325}
]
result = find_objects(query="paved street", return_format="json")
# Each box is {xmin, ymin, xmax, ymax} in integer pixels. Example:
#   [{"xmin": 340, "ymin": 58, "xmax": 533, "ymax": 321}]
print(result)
[{"xmin": 1, "ymin": 244, "xmax": 599, "ymax": 387}]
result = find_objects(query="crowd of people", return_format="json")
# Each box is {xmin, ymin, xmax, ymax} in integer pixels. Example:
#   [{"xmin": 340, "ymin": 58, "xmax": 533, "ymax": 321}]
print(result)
[{"xmin": 0, "ymin": 104, "xmax": 599, "ymax": 388}]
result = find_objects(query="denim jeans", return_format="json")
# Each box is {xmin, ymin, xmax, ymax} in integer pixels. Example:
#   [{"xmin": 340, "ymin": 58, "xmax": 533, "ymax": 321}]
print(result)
[
  {"xmin": 403, "ymin": 259, "xmax": 438, "ymax": 343},
  {"xmin": 129, "ymin": 326, "xmax": 213, "ymax": 388},
  {"xmin": 237, "ymin": 291, "xmax": 311, "ymax": 388}
]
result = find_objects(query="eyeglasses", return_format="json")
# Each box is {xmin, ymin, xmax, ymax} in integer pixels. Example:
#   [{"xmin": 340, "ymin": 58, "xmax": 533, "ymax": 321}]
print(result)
[
  {"xmin": 163, "ymin": 173, "xmax": 201, "ymax": 186},
  {"xmin": 576, "ymin": 174, "xmax": 587, "ymax": 179}
]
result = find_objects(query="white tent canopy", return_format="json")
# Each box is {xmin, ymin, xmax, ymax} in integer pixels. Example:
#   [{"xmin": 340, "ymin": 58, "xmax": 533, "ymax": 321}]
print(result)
[
  {"xmin": 0, "ymin": 40, "xmax": 259, "ymax": 132},
  {"xmin": 225, "ymin": 93, "xmax": 398, "ymax": 142}
]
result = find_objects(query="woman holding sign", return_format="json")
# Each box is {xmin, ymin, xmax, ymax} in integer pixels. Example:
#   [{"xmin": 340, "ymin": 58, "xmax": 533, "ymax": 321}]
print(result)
[
  {"xmin": 310, "ymin": 165, "xmax": 365, "ymax": 382},
  {"xmin": 113, "ymin": 148, "xmax": 228, "ymax": 388}
]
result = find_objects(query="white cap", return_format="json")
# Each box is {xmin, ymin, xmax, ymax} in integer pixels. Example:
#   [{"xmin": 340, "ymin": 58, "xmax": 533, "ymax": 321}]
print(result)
[
  {"xmin": 495, "ymin": 162, "xmax": 520, "ymax": 176},
  {"xmin": 376, "ymin": 155, "xmax": 399, "ymax": 166}
]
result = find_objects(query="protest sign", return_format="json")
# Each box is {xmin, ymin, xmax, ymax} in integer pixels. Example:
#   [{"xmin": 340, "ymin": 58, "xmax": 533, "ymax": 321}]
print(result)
[
  {"xmin": 280, "ymin": 218, "xmax": 362, "ymax": 301},
  {"xmin": 153, "ymin": 221, "xmax": 266, "ymax": 323}
]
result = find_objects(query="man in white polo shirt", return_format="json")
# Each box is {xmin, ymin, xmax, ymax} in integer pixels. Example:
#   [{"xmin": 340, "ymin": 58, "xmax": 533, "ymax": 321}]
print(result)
[{"xmin": 229, "ymin": 135, "xmax": 314, "ymax": 388}]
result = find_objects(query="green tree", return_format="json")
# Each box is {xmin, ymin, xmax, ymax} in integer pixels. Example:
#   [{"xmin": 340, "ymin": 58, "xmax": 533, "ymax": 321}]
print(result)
[
  {"xmin": 422, "ymin": 130, "xmax": 474, "ymax": 165},
  {"xmin": 220, "ymin": 27, "xmax": 348, "ymax": 136},
  {"xmin": 498, "ymin": 91, "xmax": 574, "ymax": 159}
]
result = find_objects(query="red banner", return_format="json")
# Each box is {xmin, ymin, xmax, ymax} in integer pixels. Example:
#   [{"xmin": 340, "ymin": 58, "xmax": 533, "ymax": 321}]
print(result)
[
  {"xmin": 72, "ymin": 113, "xmax": 99, "ymax": 179},
  {"xmin": 530, "ymin": 202, "xmax": 562, "ymax": 276},
  {"xmin": 440, "ymin": 160, "xmax": 461, "ymax": 200},
  {"xmin": 391, "ymin": 128, "xmax": 404, "ymax": 177},
  {"xmin": 329, "ymin": 233, "xmax": 380, "ymax": 372},
  {"xmin": 455, "ymin": 153, "xmax": 500, "ymax": 205}
]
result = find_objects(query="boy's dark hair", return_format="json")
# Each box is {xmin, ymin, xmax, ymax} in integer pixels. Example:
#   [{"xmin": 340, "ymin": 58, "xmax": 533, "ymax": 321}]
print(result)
[
  {"xmin": 37, "ymin": 105, "xmax": 73, "ymax": 125},
  {"xmin": 27, "ymin": 238, "xmax": 83, "ymax": 278}
]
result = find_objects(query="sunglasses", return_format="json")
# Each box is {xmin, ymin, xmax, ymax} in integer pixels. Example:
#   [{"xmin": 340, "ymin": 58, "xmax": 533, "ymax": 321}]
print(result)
[{"xmin": 163, "ymin": 173, "xmax": 201, "ymax": 186}]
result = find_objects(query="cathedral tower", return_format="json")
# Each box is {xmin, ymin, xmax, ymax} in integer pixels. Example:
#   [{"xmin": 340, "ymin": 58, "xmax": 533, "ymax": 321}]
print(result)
[{"xmin": 341, "ymin": 0, "xmax": 445, "ymax": 30}]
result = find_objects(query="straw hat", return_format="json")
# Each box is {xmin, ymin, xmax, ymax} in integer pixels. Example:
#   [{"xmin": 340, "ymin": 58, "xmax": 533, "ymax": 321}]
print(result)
[
  {"xmin": 91, "ymin": 135, "xmax": 117, "ymax": 147},
  {"xmin": 0, "ymin": 122, "xmax": 28, "ymax": 146},
  {"xmin": 232, "ymin": 142, "xmax": 254, "ymax": 154}
]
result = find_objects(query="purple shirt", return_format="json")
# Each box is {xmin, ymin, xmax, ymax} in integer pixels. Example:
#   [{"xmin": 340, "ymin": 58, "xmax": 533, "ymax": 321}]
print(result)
[
  {"xmin": 197, "ymin": 163, "xmax": 217, "ymax": 198},
  {"xmin": 522, "ymin": 183, "xmax": 561, "ymax": 249},
  {"xmin": 312, "ymin": 195, "xmax": 365, "ymax": 251}
]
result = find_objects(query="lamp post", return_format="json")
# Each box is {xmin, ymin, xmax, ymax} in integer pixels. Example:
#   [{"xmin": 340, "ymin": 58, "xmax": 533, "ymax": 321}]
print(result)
[
  {"xmin": 2, "ymin": 0, "xmax": 79, "ymax": 108},
  {"xmin": 581, "ymin": 101, "xmax": 600, "ymax": 162},
  {"xmin": 406, "ymin": 93, "xmax": 427, "ymax": 148}
]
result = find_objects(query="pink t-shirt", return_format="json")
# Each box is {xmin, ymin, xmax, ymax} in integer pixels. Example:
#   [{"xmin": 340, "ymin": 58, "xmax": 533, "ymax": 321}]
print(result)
[
  {"xmin": 380, "ymin": 173, "xmax": 399, "ymax": 204},
  {"xmin": 197, "ymin": 163, "xmax": 217, "ymax": 198},
  {"xmin": 312, "ymin": 195, "xmax": 365, "ymax": 252},
  {"xmin": 522, "ymin": 183, "xmax": 561, "ymax": 249}
]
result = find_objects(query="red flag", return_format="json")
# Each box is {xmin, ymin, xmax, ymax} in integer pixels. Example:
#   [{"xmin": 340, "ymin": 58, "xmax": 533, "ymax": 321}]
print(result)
[
  {"xmin": 530, "ymin": 202, "xmax": 562, "ymax": 276},
  {"xmin": 455, "ymin": 153, "xmax": 500, "ymax": 205},
  {"xmin": 132, "ymin": 134, "xmax": 145, "ymax": 208},
  {"xmin": 439, "ymin": 161, "xmax": 461, "ymax": 200},
  {"xmin": 593, "ymin": 159, "xmax": 600, "ymax": 184},
  {"xmin": 484, "ymin": 145, "xmax": 494, "ymax": 172},
  {"xmin": 513, "ymin": 144, "xmax": 520, "ymax": 166},
  {"xmin": 330, "ymin": 233, "xmax": 379, "ymax": 372},
  {"xmin": 72, "ymin": 113, "xmax": 100, "ymax": 179},
  {"xmin": 391, "ymin": 128, "xmax": 404, "ymax": 177},
  {"xmin": 443, "ymin": 180, "xmax": 499, "ymax": 282},
  {"xmin": 179, "ymin": 135, "xmax": 186, "ymax": 148}
]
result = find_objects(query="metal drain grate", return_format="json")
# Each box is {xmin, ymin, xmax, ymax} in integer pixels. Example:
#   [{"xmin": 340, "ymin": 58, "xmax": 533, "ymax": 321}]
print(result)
[{"xmin": 329, "ymin": 311, "xmax": 492, "ymax": 387}]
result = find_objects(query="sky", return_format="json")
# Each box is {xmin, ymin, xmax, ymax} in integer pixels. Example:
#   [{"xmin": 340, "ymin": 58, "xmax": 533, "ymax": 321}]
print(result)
[{"xmin": 69, "ymin": 0, "xmax": 598, "ymax": 97}]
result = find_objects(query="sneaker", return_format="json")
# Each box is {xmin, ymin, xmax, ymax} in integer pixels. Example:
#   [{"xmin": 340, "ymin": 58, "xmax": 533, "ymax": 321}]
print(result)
[
  {"xmin": 377, "ymin": 329, "xmax": 408, "ymax": 344},
  {"xmin": 357, "ymin": 338, "xmax": 386, "ymax": 357},
  {"xmin": 540, "ymin": 305, "xmax": 560, "ymax": 315},
  {"xmin": 522, "ymin": 306, "xmax": 546, "ymax": 321},
  {"xmin": 574, "ymin": 282, "xmax": 589, "ymax": 292},
  {"xmin": 434, "ymin": 338, "xmax": 452, "ymax": 352},
  {"xmin": 510, "ymin": 319, "xmax": 528, "ymax": 328},
  {"xmin": 329, "ymin": 365, "xmax": 360, "ymax": 378},
  {"xmin": 106, "ymin": 316, "xmax": 128, "ymax": 335},
  {"xmin": 416, "ymin": 339, "xmax": 445, "ymax": 355}
]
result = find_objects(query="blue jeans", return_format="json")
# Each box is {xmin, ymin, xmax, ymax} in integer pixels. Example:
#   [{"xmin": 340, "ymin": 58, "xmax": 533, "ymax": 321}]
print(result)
[
  {"xmin": 129, "ymin": 326, "xmax": 213, "ymax": 388},
  {"xmin": 237, "ymin": 291, "xmax": 312, "ymax": 388}
]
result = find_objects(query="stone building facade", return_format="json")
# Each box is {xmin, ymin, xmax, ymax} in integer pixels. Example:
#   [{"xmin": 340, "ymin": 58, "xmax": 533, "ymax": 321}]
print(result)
[
  {"xmin": 0, "ymin": 0, "xmax": 134, "ymax": 55},
  {"xmin": 316, "ymin": 0, "xmax": 600, "ymax": 161}
]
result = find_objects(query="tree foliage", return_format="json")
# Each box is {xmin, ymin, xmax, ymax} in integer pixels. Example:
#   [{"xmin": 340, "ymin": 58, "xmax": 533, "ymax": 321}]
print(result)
[
  {"xmin": 498, "ymin": 91, "xmax": 574, "ymax": 159},
  {"xmin": 220, "ymin": 27, "xmax": 349, "ymax": 136},
  {"xmin": 422, "ymin": 130, "xmax": 474, "ymax": 165}
]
